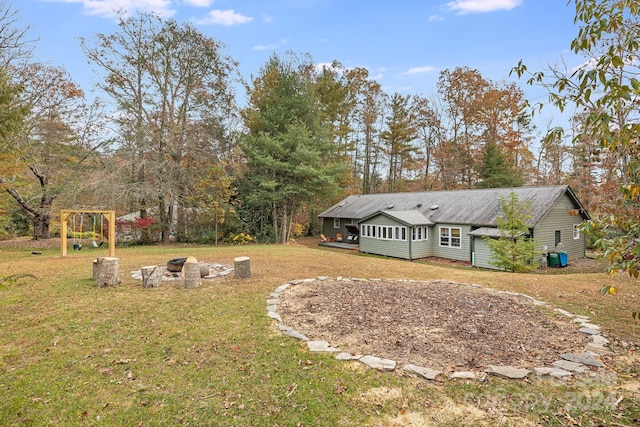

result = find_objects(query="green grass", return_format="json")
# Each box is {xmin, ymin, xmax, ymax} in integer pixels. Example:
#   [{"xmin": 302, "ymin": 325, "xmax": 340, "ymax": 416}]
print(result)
[{"xmin": 0, "ymin": 242, "xmax": 639, "ymax": 426}]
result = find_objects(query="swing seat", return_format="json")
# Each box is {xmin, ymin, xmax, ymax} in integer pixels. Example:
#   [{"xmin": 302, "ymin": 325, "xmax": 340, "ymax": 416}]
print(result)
[
  {"xmin": 73, "ymin": 243, "xmax": 83, "ymax": 251},
  {"xmin": 92, "ymin": 241, "xmax": 104, "ymax": 248}
]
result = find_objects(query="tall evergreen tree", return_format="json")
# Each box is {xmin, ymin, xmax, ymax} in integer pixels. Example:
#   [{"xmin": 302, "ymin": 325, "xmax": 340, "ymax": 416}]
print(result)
[
  {"xmin": 241, "ymin": 53, "xmax": 346, "ymax": 243},
  {"xmin": 476, "ymin": 139, "xmax": 524, "ymax": 188},
  {"xmin": 381, "ymin": 93, "xmax": 417, "ymax": 192}
]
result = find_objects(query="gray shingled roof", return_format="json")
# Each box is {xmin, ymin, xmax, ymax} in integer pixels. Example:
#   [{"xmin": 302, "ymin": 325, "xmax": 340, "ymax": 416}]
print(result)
[
  {"xmin": 318, "ymin": 185, "xmax": 589, "ymax": 227},
  {"xmin": 467, "ymin": 227, "xmax": 528, "ymax": 238},
  {"xmin": 360, "ymin": 210, "xmax": 434, "ymax": 226}
]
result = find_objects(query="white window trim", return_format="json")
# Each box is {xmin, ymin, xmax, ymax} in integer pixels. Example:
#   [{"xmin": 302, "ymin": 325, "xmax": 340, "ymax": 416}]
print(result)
[
  {"xmin": 412, "ymin": 226, "xmax": 429, "ymax": 241},
  {"xmin": 377, "ymin": 225, "xmax": 394, "ymax": 240},
  {"xmin": 573, "ymin": 224, "xmax": 580, "ymax": 240},
  {"xmin": 439, "ymin": 226, "xmax": 462, "ymax": 248},
  {"xmin": 333, "ymin": 218, "xmax": 340, "ymax": 229},
  {"xmin": 361, "ymin": 223, "xmax": 407, "ymax": 241}
]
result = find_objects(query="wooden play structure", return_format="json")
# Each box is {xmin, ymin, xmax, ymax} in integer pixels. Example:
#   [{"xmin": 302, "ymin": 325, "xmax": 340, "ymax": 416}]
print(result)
[{"xmin": 60, "ymin": 209, "xmax": 116, "ymax": 257}]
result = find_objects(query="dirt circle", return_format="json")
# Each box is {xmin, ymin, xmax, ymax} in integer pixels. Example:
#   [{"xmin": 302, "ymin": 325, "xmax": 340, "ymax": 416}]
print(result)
[{"xmin": 277, "ymin": 279, "xmax": 590, "ymax": 371}]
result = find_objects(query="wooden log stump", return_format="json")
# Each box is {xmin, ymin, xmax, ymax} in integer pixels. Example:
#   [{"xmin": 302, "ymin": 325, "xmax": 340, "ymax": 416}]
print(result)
[
  {"xmin": 234, "ymin": 256, "xmax": 251, "ymax": 279},
  {"xmin": 94, "ymin": 257, "xmax": 120, "ymax": 287},
  {"xmin": 183, "ymin": 256, "xmax": 201, "ymax": 289},
  {"xmin": 141, "ymin": 265, "xmax": 164, "ymax": 288},
  {"xmin": 199, "ymin": 262, "xmax": 210, "ymax": 278}
]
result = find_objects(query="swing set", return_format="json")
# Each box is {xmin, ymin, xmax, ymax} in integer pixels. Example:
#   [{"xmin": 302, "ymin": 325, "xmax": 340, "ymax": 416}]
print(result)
[{"xmin": 60, "ymin": 209, "xmax": 116, "ymax": 257}]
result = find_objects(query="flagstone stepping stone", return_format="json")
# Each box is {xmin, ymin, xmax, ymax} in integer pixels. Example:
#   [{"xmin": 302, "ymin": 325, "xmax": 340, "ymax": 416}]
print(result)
[
  {"xmin": 335, "ymin": 352, "xmax": 362, "ymax": 361},
  {"xmin": 359, "ymin": 355, "xmax": 396, "ymax": 371},
  {"xmin": 534, "ymin": 367, "xmax": 573, "ymax": 379},
  {"xmin": 552, "ymin": 359, "xmax": 589, "ymax": 373},
  {"xmin": 579, "ymin": 327, "xmax": 601, "ymax": 335},
  {"xmin": 586, "ymin": 342, "xmax": 613, "ymax": 355},
  {"xmin": 580, "ymin": 322, "xmax": 601, "ymax": 330},
  {"xmin": 485, "ymin": 365, "xmax": 531, "ymax": 379},
  {"xmin": 560, "ymin": 352, "xmax": 604, "ymax": 368},
  {"xmin": 274, "ymin": 283, "xmax": 292, "ymax": 293},
  {"xmin": 591, "ymin": 335, "xmax": 609, "ymax": 345},
  {"xmin": 307, "ymin": 340, "xmax": 340, "ymax": 353},
  {"xmin": 555, "ymin": 308, "xmax": 575, "ymax": 318},
  {"xmin": 404, "ymin": 364, "xmax": 441, "ymax": 380},
  {"xmin": 451, "ymin": 371, "xmax": 480, "ymax": 380},
  {"xmin": 267, "ymin": 311, "xmax": 282, "ymax": 322},
  {"xmin": 278, "ymin": 325, "xmax": 309, "ymax": 341}
]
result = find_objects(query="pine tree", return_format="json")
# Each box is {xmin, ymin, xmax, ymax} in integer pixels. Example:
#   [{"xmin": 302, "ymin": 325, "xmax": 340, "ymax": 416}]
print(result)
[
  {"xmin": 476, "ymin": 139, "xmax": 524, "ymax": 188},
  {"xmin": 485, "ymin": 191, "xmax": 541, "ymax": 272},
  {"xmin": 241, "ymin": 53, "xmax": 346, "ymax": 243}
]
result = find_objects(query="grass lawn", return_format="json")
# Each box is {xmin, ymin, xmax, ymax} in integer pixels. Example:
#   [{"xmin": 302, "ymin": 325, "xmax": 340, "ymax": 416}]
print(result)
[{"xmin": 0, "ymin": 239, "xmax": 639, "ymax": 426}]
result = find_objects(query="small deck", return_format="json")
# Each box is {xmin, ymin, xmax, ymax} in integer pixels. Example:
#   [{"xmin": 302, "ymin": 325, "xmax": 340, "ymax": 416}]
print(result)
[{"xmin": 318, "ymin": 241, "xmax": 360, "ymax": 251}]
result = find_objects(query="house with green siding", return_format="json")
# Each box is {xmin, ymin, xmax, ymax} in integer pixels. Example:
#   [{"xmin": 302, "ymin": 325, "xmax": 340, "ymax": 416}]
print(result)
[{"xmin": 318, "ymin": 186, "xmax": 590, "ymax": 269}]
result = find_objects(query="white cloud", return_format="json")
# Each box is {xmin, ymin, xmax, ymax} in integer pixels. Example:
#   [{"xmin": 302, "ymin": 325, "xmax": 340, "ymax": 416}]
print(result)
[
  {"xmin": 402, "ymin": 66, "xmax": 437, "ymax": 75},
  {"xmin": 252, "ymin": 44, "xmax": 277, "ymax": 51},
  {"xmin": 196, "ymin": 9, "xmax": 253, "ymax": 26},
  {"xmin": 52, "ymin": 0, "xmax": 176, "ymax": 18},
  {"xmin": 428, "ymin": 15, "xmax": 445, "ymax": 22},
  {"xmin": 252, "ymin": 38, "xmax": 287, "ymax": 51},
  {"xmin": 315, "ymin": 62, "xmax": 345, "ymax": 74},
  {"xmin": 183, "ymin": 0, "xmax": 214, "ymax": 7},
  {"xmin": 446, "ymin": 0, "xmax": 522, "ymax": 14},
  {"xmin": 46, "ymin": 0, "xmax": 176, "ymax": 18}
]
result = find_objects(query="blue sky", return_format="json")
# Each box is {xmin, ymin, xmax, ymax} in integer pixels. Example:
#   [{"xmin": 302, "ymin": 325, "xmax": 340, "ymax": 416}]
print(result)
[{"xmin": 17, "ymin": 0, "xmax": 580, "ymax": 124}]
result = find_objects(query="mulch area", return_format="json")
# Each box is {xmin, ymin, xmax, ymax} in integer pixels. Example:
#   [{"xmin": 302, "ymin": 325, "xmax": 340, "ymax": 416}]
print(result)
[
  {"xmin": 277, "ymin": 279, "xmax": 594, "ymax": 371},
  {"xmin": 0, "ymin": 238, "xmax": 63, "ymax": 249}
]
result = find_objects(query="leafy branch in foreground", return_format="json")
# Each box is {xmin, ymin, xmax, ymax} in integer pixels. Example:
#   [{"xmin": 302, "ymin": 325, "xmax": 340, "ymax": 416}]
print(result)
[{"xmin": 512, "ymin": 0, "xmax": 640, "ymax": 319}]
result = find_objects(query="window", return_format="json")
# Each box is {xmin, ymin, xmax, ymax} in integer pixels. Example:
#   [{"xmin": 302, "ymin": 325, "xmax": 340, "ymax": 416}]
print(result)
[
  {"xmin": 412, "ymin": 226, "xmax": 429, "ymax": 241},
  {"xmin": 573, "ymin": 224, "xmax": 580, "ymax": 240},
  {"xmin": 377, "ymin": 225, "xmax": 394, "ymax": 240},
  {"xmin": 440, "ymin": 226, "xmax": 461, "ymax": 248},
  {"xmin": 333, "ymin": 218, "xmax": 340, "ymax": 229},
  {"xmin": 395, "ymin": 226, "xmax": 407, "ymax": 241},
  {"xmin": 360, "ymin": 223, "xmax": 406, "ymax": 241}
]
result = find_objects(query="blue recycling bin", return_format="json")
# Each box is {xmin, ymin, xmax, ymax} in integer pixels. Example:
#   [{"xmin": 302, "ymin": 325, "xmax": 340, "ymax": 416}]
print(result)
[{"xmin": 559, "ymin": 251, "xmax": 568, "ymax": 267}]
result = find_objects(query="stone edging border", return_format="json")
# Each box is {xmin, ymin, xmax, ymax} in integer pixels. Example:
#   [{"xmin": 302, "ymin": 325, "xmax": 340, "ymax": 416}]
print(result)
[{"xmin": 267, "ymin": 276, "xmax": 612, "ymax": 382}]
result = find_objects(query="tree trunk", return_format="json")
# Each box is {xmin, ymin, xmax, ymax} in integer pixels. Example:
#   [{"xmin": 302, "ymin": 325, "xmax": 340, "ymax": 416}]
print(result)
[
  {"xmin": 280, "ymin": 202, "xmax": 288, "ymax": 244},
  {"xmin": 32, "ymin": 213, "xmax": 50, "ymax": 240},
  {"xmin": 272, "ymin": 203, "xmax": 279, "ymax": 243},
  {"xmin": 141, "ymin": 265, "xmax": 164, "ymax": 288},
  {"xmin": 183, "ymin": 257, "xmax": 201, "ymax": 289},
  {"xmin": 2, "ymin": 177, "xmax": 53, "ymax": 240},
  {"xmin": 234, "ymin": 256, "xmax": 251, "ymax": 279},
  {"xmin": 93, "ymin": 257, "xmax": 121, "ymax": 287}
]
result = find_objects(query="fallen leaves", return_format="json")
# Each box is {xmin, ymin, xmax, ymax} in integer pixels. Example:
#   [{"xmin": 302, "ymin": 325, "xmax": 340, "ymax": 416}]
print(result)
[{"xmin": 277, "ymin": 279, "xmax": 590, "ymax": 371}]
